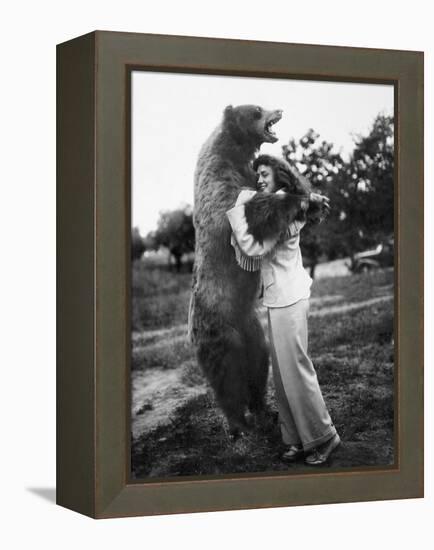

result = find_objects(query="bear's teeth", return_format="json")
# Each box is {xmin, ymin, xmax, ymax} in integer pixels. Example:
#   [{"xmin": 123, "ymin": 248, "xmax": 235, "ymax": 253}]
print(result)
[{"xmin": 266, "ymin": 120, "xmax": 277, "ymax": 133}]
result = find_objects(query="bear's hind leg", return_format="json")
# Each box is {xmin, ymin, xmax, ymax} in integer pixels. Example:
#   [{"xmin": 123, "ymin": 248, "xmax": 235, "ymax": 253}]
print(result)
[
  {"xmin": 217, "ymin": 339, "xmax": 252, "ymax": 438},
  {"xmin": 197, "ymin": 327, "xmax": 250, "ymax": 439},
  {"xmin": 244, "ymin": 316, "xmax": 270, "ymax": 419}
]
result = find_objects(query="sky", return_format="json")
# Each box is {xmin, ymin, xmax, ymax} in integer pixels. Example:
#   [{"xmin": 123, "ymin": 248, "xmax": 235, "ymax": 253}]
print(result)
[{"xmin": 132, "ymin": 71, "xmax": 393, "ymax": 235}]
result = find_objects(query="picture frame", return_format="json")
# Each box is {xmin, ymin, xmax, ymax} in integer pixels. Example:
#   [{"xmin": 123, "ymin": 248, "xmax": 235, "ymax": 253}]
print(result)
[{"xmin": 57, "ymin": 30, "xmax": 423, "ymax": 519}]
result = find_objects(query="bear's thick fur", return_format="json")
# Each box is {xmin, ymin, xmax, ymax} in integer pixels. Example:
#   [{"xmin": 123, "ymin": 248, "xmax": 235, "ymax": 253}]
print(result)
[{"xmin": 188, "ymin": 105, "xmax": 310, "ymax": 437}]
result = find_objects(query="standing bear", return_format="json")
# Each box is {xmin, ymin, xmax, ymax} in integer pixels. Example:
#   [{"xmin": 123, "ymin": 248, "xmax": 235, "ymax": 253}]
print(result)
[{"xmin": 188, "ymin": 104, "xmax": 311, "ymax": 437}]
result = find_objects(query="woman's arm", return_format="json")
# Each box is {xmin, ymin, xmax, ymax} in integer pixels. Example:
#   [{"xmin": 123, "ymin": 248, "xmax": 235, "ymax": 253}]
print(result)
[{"xmin": 226, "ymin": 203, "xmax": 278, "ymax": 257}]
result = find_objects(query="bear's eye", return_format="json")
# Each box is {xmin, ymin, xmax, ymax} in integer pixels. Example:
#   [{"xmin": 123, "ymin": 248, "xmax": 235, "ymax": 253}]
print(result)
[{"xmin": 253, "ymin": 107, "xmax": 262, "ymax": 119}]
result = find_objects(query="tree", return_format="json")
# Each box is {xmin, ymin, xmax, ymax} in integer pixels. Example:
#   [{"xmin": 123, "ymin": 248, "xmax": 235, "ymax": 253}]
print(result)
[
  {"xmin": 351, "ymin": 114, "xmax": 394, "ymax": 236},
  {"xmin": 154, "ymin": 205, "xmax": 195, "ymax": 272},
  {"xmin": 281, "ymin": 115, "xmax": 394, "ymax": 274},
  {"xmin": 327, "ymin": 114, "xmax": 394, "ymax": 265}
]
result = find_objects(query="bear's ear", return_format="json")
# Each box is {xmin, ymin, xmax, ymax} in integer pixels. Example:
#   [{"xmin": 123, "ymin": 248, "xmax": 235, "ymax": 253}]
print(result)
[
  {"xmin": 223, "ymin": 104, "xmax": 245, "ymax": 143},
  {"xmin": 224, "ymin": 105, "xmax": 234, "ymax": 120}
]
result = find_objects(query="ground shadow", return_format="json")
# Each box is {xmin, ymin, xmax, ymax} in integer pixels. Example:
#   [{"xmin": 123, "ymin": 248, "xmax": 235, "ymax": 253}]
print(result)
[{"xmin": 27, "ymin": 487, "xmax": 56, "ymax": 504}]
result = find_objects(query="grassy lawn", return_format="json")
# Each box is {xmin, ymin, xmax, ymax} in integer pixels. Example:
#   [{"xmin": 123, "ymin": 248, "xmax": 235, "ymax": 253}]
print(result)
[{"xmin": 131, "ymin": 261, "xmax": 394, "ymax": 479}]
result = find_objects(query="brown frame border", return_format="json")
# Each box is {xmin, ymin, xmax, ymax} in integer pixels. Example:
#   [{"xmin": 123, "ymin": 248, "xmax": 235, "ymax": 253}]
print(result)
[{"xmin": 57, "ymin": 30, "xmax": 424, "ymax": 519}]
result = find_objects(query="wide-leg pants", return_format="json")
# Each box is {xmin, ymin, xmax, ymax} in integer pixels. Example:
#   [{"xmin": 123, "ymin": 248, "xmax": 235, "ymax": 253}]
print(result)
[{"xmin": 268, "ymin": 299, "xmax": 337, "ymax": 452}]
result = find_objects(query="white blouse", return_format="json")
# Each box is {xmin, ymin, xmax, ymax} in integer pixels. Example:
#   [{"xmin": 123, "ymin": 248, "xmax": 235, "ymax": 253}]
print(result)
[{"xmin": 226, "ymin": 189, "xmax": 312, "ymax": 308}]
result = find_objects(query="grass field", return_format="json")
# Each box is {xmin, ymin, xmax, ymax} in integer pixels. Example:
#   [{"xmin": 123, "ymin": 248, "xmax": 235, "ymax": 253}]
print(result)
[{"xmin": 131, "ymin": 260, "xmax": 394, "ymax": 479}]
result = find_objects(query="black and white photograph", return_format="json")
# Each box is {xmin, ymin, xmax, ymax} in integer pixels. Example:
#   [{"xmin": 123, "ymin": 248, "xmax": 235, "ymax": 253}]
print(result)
[
  {"xmin": 130, "ymin": 70, "xmax": 395, "ymax": 479},
  {"xmin": 4, "ymin": 0, "xmax": 430, "ymax": 539}
]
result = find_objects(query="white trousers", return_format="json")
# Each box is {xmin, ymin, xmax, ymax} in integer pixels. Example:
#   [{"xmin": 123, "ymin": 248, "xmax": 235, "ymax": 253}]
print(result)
[{"xmin": 268, "ymin": 299, "xmax": 337, "ymax": 451}]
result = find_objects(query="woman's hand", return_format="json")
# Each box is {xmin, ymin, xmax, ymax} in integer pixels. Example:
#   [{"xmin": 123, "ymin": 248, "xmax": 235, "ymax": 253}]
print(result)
[
  {"xmin": 306, "ymin": 193, "xmax": 331, "ymax": 224},
  {"xmin": 309, "ymin": 192, "xmax": 331, "ymax": 214}
]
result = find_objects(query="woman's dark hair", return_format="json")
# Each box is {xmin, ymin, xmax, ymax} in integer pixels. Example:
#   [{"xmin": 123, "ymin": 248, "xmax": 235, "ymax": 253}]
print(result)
[
  {"xmin": 252, "ymin": 154, "xmax": 281, "ymax": 172},
  {"xmin": 253, "ymin": 154, "xmax": 289, "ymax": 191}
]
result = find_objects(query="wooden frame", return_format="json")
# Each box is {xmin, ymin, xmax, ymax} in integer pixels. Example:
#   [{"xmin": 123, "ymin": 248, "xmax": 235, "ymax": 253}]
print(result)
[{"xmin": 57, "ymin": 30, "xmax": 424, "ymax": 519}]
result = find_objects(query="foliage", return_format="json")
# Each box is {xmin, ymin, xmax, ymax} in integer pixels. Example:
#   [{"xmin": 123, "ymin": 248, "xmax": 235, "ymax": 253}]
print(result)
[
  {"xmin": 283, "ymin": 128, "xmax": 345, "ymax": 186},
  {"xmin": 332, "ymin": 114, "xmax": 395, "ymax": 259}
]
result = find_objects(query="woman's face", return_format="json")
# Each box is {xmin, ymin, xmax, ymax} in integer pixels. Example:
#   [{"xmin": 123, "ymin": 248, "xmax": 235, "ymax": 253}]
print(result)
[{"xmin": 256, "ymin": 164, "xmax": 276, "ymax": 193}]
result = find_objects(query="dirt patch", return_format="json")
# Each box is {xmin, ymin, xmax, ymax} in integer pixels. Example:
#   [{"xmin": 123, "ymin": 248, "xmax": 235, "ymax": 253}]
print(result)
[{"xmin": 132, "ymin": 367, "xmax": 207, "ymax": 438}]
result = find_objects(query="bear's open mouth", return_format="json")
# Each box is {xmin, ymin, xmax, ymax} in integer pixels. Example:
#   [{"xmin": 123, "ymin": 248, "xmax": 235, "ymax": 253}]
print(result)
[{"xmin": 264, "ymin": 111, "xmax": 282, "ymax": 141}]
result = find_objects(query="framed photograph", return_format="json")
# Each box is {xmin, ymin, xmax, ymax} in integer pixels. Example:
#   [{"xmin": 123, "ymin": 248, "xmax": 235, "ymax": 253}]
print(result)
[{"xmin": 57, "ymin": 31, "xmax": 423, "ymax": 518}]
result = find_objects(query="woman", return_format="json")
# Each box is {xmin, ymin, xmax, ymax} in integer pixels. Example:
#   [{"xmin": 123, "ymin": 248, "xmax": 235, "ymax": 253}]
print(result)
[{"xmin": 226, "ymin": 154, "xmax": 340, "ymax": 466}]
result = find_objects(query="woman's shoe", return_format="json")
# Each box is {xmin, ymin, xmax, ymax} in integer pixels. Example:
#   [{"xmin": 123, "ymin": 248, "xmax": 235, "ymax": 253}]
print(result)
[
  {"xmin": 281, "ymin": 444, "xmax": 303, "ymax": 462},
  {"xmin": 305, "ymin": 434, "xmax": 341, "ymax": 466}
]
